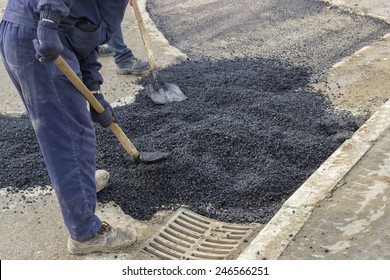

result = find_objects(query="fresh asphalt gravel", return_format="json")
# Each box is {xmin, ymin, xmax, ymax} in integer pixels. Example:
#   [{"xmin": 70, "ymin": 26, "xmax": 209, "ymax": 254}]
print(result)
[{"xmin": 1, "ymin": 0, "xmax": 389, "ymax": 223}]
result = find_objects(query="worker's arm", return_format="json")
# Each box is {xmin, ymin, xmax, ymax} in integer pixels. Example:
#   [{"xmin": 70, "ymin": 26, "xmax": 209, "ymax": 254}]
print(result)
[
  {"xmin": 79, "ymin": 50, "xmax": 118, "ymax": 128},
  {"xmin": 33, "ymin": 1, "xmax": 71, "ymax": 62}
]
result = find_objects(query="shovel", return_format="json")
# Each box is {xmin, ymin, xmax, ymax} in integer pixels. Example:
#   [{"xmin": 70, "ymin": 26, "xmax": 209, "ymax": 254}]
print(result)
[
  {"xmin": 130, "ymin": 0, "xmax": 187, "ymax": 105},
  {"xmin": 54, "ymin": 55, "xmax": 170, "ymax": 164}
]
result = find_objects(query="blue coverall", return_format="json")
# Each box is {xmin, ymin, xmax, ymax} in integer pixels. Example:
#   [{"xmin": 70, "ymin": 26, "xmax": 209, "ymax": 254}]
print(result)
[
  {"xmin": 108, "ymin": 27, "xmax": 136, "ymax": 65},
  {"xmin": 0, "ymin": 0, "xmax": 127, "ymax": 241}
]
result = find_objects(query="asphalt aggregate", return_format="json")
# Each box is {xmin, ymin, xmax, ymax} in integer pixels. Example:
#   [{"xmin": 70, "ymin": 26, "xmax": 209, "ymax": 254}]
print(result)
[{"xmin": 1, "ymin": 0, "xmax": 389, "ymax": 223}]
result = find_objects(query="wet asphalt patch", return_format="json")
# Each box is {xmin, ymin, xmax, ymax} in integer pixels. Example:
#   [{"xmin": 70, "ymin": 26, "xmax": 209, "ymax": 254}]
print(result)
[
  {"xmin": 0, "ymin": 57, "xmax": 365, "ymax": 223},
  {"xmin": 146, "ymin": 0, "xmax": 390, "ymax": 80}
]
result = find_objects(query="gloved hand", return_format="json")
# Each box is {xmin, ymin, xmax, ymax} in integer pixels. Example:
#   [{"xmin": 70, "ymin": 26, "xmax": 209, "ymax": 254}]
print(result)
[
  {"xmin": 33, "ymin": 8, "xmax": 63, "ymax": 63},
  {"xmin": 90, "ymin": 93, "xmax": 118, "ymax": 128}
]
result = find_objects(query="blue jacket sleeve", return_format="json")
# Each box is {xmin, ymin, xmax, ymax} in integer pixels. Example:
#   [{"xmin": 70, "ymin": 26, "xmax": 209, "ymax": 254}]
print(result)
[{"xmin": 79, "ymin": 49, "xmax": 104, "ymax": 92}]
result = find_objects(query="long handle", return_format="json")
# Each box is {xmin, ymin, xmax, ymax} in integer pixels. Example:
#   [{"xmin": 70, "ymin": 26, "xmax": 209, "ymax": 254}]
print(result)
[
  {"xmin": 54, "ymin": 55, "xmax": 141, "ymax": 162},
  {"xmin": 130, "ymin": 0, "xmax": 158, "ymax": 78}
]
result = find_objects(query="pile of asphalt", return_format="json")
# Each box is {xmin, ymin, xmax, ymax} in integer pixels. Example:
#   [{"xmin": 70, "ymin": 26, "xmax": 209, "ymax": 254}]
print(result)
[
  {"xmin": 1, "ymin": 0, "xmax": 389, "ymax": 223},
  {"xmin": 0, "ymin": 57, "xmax": 364, "ymax": 223},
  {"xmin": 98, "ymin": 57, "xmax": 364, "ymax": 223}
]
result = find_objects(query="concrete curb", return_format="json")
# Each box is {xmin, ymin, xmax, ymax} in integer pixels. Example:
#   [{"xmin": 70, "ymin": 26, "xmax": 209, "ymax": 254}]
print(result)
[
  {"xmin": 324, "ymin": 0, "xmax": 390, "ymax": 24},
  {"xmin": 137, "ymin": 0, "xmax": 188, "ymax": 67},
  {"xmin": 238, "ymin": 46, "xmax": 390, "ymax": 260}
]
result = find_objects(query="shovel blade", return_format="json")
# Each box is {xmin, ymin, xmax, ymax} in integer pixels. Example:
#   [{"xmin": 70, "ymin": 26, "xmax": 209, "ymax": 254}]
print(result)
[
  {"xmin": 146, "ymin": 82, "xmax": 187, "ymax": 105},
  {"xmin": 139, "ymin": 151, "xmax": 170, "ymax": 164}
]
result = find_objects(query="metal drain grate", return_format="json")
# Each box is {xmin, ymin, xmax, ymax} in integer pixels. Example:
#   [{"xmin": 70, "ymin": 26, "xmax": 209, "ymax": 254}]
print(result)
[{"xmin": 142, "ymin": 208, "xmax": 263, "ymax": 260}]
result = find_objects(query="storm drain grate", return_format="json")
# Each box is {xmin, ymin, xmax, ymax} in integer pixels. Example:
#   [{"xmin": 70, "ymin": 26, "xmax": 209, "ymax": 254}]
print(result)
[{"xmin": 142, "ymin": 208, "xmax": 263, "ymax": 260}]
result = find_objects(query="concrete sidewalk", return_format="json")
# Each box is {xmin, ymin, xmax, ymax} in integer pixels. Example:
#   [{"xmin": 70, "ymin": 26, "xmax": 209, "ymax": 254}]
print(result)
[{"xmin": 238, "ymin": 0, "xmax": 390, "ymax": 260}]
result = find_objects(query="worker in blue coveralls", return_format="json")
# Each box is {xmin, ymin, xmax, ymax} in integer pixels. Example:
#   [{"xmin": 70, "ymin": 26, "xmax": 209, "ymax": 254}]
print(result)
[{"xmin": 0, "ymin": 0, "xmax": 137, "ymax": 255}]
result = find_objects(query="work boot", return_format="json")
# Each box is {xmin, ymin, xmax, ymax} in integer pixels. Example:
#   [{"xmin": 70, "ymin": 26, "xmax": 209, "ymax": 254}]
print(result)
[
  {"xmin": 98, "ymin": 44, "xmax": 113, "ymax": 56},
  {"xmin": 67, "ymin": 222, "xmax": 137, "ymax": 255},
  {"xmin": 116, "ymin": 58, "xmax": 150, "ymax": 75},
  {"xmin": 95, "ymin": 169, "xmax": 110, "ymax": 193}
]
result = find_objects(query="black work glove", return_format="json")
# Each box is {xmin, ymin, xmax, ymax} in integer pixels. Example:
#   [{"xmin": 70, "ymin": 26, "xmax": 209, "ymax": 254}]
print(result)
[
  {"xmin": 90, "ymin": 93, "xmax": 118, "ymax": 128},
  {"xmin": 33, "ymin": 8, "xmax": 63, "ymax": 63}
]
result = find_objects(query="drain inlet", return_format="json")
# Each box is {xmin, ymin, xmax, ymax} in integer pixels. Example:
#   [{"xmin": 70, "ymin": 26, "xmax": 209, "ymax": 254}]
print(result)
[{"xmin": 141, "ymin": 208, "xmax": 263, "ymax": 260}]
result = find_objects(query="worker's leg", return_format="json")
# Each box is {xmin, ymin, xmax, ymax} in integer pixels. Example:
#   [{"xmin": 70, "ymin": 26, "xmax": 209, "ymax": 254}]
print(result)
[
  {"xmin": 0, "ymin": 21, "xmax": 101, "ymax": 241},
  {"xmin": 107, "ymin": 27, "xmax": 135, "ymax": 65},
  {"xmin": 107, "ymin": 27, "xmax": 149, "ymax": 75}
]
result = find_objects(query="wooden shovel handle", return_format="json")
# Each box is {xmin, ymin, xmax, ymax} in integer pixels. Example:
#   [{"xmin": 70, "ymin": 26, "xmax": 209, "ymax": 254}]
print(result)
[
  {"xmin": 130, "ymin": 0, "xmax": 158, "ymax": 77},
  {"xmin": 54, "ymin": 55, "xmax": 141, "ymax": 161},
  {"xmin": 54, "ymin": 56, "xmax": 104, "ymax": 113}
]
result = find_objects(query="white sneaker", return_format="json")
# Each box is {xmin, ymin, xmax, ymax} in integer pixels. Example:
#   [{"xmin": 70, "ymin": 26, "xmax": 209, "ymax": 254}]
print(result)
[{"xmin": 95, "ymin": 169, "xmax": 110, "ymax": 192}]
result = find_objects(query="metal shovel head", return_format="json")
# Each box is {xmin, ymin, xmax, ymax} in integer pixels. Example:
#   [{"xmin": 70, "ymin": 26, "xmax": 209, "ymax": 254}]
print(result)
[
  {"xmin": 145, "ymin": 82, "xmax": 187, "ymax": 105},
  {"xmin": 139, "ymin": 151, "xmax": 170, "ymax": 164}
]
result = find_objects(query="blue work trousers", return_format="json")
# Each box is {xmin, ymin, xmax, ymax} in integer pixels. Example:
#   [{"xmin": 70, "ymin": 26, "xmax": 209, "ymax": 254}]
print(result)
[
  {"xmin": 107, "ymin": 27, "xmax": 135, "ymax": 65},
  {"xmin": 0, "ymin": 21, "xmax": 101, "ymax": 241}
]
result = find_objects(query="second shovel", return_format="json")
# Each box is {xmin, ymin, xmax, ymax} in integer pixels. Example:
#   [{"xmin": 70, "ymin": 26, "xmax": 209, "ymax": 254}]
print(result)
[{"xmin": 130, "ymin": 0, "xmax": 187, "ymax": 105}]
